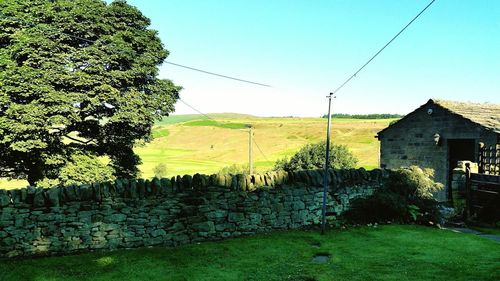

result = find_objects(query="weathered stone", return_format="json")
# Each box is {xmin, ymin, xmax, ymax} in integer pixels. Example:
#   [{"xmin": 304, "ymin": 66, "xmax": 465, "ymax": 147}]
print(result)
[
  {"xmin": 192, "ymin": 173, "xmax": 202, "ymax": 190},
  {"xmin": 150, "ymin": 229, "xmax": 166, "ymax": 237},
  {"xmin": 145, "ymin": 179, "xmax": 152, "ymax": 195},
  {"xmin": 0, "ymin": 168, "xmax": 379, "ymax": 258},
  {"xmin": 160, "ymin": 178, "xmax": 172, "ymax": 192},
  {"xmin": 192, "ymin": 221, "xmax": 215, "ymax": 232},
  {"xmin": 79, "ymin": 184, "xmax": 93, "ymax": 201},
  {"xmin": 92, "ymin": 183, "xmax": 102, "ymax": 201},
  {"xmin": 33, "ymin": 189, "xmax": 46, "ymax": 208},
  {"xmin": 175, "ymin": 175, "xmax": 182, "ymax": 191},
  {"xmin": 104, "ymin": 214, "xmax": 127, "ymax": 223},
  {"xmin": 215, "ymin": 174, "xmax": 225, "ymax": 187},
  {"xmin": 101, "ymin": 182, "xmax": 112, "ymax": 198},
  {"xmin": 228, "ymin": 212, "xmax": 245, "ymax": 223},
  {"xmin": 118, "ymin": 179, "xmax": 128, "ymax": 195},
  {"xmin": 236, "ymin": 174, "xmax": 247, "ymax": 191},
  {"xmin": 137, "ymin": 179, "xmax": 146, "ymax": 198},
  {"xmin": 0, "ymin": 190, "xmax": 11, "ymax": 207},
  {"xmin": 207, "ymin": 210, "xmax": 227, "ymax": 220},
  {"xmin": 182, "ymin": 175, "xmax": 193, "ymax": 190},
  {"xmin": 170, "ymin": 222, "xmax": 185, "ymax": 231},
  {"xmin": 201, "ymin": 174, "xmax": 210, "ymax": 189},
  {"xmin": 246, "ymin": 176, "xmax": 255, "ymax": 191},
  {"xmin": 128, "ymin": 180, "xmax": 138, "ymax": 198},
  {"xmin": 253, "ymin": 175, "xmax": 264, "ymax": 187},
  {"xmin": 224, "ymin": 175, "xmax": 232, "ymax": 188}
]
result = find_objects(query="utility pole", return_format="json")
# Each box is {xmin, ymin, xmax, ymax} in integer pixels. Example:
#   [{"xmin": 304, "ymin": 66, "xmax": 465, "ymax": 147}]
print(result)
[
  {"xmin": 321, "ymin": 93, "xmax": 334, "ymax": 235},
  {"xmin": 248, "ymin": 124, "xmax": 253, "ymax": 175}
]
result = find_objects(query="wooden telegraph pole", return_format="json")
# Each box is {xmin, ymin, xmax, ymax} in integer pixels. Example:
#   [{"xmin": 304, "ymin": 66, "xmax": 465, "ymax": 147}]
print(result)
[
  {"xmin": 248, "ymin": 124, "xmax": 253, "ymax": 175},
  {"xmin": 321, "ymin": 93, "xmax": 333, "ymax": 234}
]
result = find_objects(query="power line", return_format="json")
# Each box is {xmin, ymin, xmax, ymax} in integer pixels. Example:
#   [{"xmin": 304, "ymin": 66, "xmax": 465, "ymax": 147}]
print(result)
[
  {"xmin": 165, "ymin": 62, "xmax": 271, "ymax": 87},
  {"xmin": 253, "ymin": 138, "xmax": 269, "ymax": 162},
  {"xmin": 330, "ymin": 0, "xmax": 437, "ymax": 96},
  {"xmin": 0, "ymin": 12, "xmax": 271, "ymax": 88},
  {"xmin": 178, "ymin": 98, "xmax": 269, "ymax": 161},
  {"xmin": 177, "ymin": 99, "xmax": 217, "ymax": 122},
  {"xmin": 0, "ymin": 11, "xmax": 272, "ymax": 164}
]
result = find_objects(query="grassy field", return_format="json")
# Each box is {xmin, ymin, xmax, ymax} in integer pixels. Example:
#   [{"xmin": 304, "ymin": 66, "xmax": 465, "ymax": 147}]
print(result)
[
  {"xmin": 1, "ymin": 225, "xmax": 498, "ymax": 281},
  {"xmin": 137, "ymin": 114, "xmax": 394, "ymax": 179},
  {"xmin": 0, "ymin": 114, "xmax": 394, "ymax": 189}
]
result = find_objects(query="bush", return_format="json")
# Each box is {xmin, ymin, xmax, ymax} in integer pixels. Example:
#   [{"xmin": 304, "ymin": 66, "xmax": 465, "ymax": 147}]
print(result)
[
  {"xmin": 218, "ymin": 164, "xmax": 250, "ymax": 175},
  {"xmin": 274, "ymin": 142, "xmax": 358, "ymax": 172},
  {"xmin": 37, "ymin": 152, "xmax": 115, "ymax": 187},
  {"xmin": 58, "ymin": 153, "xmax": 115, "ymax": 186},
  {"xmin": 343, "ymin": 166, "xmax": 443, "ymax": 225},
  {"xmin": 153, "ymin": 163, "xmax": 167, "ymax": 178}
]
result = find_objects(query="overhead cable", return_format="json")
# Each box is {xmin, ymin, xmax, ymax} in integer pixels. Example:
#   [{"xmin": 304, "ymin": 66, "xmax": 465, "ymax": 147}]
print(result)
[
  {"xmin": 0, "ymin": 12, "xmax": 271, "ymax": 87},
  {"xmin": 330, "ymin": 0, "xmax": 437, "ymax": 96}
]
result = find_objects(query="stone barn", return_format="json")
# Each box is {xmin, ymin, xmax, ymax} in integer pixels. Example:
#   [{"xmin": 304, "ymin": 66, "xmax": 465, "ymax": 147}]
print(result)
[{"xmin": 377, "ymin": 99, "xmax": 500, "ymax": 201}]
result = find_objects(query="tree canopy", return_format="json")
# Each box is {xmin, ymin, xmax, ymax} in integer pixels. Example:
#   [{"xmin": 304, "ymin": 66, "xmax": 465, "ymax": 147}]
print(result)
[
  {"xmin": 274, "ymin": 142, "xmax": 358, "ymax": 172},
  {"xmin": 0, "ymin": 0, "xmax": 180, "ymax": 185}
]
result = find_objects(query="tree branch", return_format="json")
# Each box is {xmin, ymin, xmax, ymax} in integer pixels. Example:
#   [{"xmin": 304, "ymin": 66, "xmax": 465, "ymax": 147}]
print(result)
[{"xmin": 64, "ymin": 134, "xmax": 95, "ymax": 145}]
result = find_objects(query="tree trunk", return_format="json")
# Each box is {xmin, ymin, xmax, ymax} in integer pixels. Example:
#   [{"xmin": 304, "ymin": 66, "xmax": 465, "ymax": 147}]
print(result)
[{"xmin": 27, "ymin": 161, "xmax": 44, "ymax": 186}]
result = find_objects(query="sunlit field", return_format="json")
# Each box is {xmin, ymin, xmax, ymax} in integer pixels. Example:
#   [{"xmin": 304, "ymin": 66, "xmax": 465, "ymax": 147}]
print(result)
[{"xmin": 0, "ymin": 114, "xmax": 395, "ymax": 189}]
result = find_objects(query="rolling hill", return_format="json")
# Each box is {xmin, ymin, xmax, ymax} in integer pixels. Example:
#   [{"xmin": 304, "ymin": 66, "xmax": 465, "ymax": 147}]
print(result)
[{"xmin": 0, "ymin": 114, "xmax": 394, "ymax": 189}]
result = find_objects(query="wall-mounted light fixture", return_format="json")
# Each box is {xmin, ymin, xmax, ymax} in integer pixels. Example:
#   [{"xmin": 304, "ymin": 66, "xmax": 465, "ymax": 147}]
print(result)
[{"xmin": 433, "ymin": 133, "xmax": 441, "ymax": 146}]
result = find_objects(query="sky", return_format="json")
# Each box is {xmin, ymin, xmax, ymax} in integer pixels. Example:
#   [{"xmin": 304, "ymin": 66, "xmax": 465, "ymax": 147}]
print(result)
[{"xmin": 125, "ymin": 0, "xmax": 500, "ymax": 117}]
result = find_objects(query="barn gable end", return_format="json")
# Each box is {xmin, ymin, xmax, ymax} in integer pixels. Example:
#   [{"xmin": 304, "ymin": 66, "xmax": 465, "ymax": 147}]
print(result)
[{"xmin": 377, "ymin": 99, "xmax": 499, "ymax": 201}]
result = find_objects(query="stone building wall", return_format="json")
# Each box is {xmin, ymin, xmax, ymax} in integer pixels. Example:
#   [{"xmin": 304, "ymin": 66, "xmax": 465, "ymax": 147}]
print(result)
[
  {"xmin": 0, "ymin": 168, "xmax": 385, "ymax": 258},
  {"xmin": 379, "ymin": 102, "xmax": 498, "ymax": 201}
]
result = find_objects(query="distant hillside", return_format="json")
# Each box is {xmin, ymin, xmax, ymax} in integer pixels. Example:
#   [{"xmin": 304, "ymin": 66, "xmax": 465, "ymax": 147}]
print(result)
[
  {"xmin": 156, "ymin": 113, "xmax": 256, "ymax": 125},
  {"xmin": 135, "ymin": 116, "xmax": 393, "ymax": 179},
  {"xmin": 322, "ymin": 113, "xmax": 404, "ymax": 119}
]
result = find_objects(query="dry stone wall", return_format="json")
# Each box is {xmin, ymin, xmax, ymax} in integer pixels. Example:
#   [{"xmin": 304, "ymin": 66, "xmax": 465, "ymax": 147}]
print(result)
[{"xmin": 0, "ymin": 168, "xmax": 385, "ymax": 258}]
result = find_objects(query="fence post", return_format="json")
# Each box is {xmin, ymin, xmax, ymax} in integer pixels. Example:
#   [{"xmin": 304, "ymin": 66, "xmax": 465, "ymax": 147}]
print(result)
[
  {"xmin": 478, "ymin": 142, "xmax": 484, "ymax": 174},
  {"xmin": 495, "ymin": 144, "xmax": 500, "ymax": 175},
  {"xmin": 465, "ymin": 163, "xmax": 471, "ymax": 220}
]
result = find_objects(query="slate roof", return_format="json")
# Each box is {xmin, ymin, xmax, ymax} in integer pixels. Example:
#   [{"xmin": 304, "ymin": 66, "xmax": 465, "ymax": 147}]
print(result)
[
  {"xmin": 378, "ymin": 99, "xmax": 500, "ymax": 136},
  {"xmin": 432, "ymin": 99, "xmax": 500, "ymax": 133}
]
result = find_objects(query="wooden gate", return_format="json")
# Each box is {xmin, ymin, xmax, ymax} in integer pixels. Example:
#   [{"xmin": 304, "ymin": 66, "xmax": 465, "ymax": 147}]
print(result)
[{"xmin": 465, "ymin": 163, "xmax": 500, "ymax": 221}]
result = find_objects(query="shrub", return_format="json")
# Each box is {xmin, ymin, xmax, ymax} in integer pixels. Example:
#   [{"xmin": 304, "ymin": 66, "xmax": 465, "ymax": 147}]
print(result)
[
  {"xmin": 58, "ymin": 153, "xmax": 115, "ymax": 186},
  {"xmin": 218, "ymin": 164, "xmax": 250, "ymax": 175},
  {"xmin": 37, "ymin": 152, "xmax": 115, "ymax": 187},
  {"xmin": 274, "ymin": 142, "xmax": 358, "ymax": 172},
  {"xmin": 153, "ymin": 163, "xmax": 167, "ymax": 178},
  {"xmin": 343, "ymin": 166, "xmax": 443, "ymax": 225}
]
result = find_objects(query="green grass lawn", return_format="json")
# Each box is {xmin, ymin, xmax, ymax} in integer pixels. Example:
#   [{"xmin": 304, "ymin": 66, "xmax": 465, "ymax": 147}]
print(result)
[{"xmin": 1, "ymin": 225, "xmax": 498, "ymax": 281}]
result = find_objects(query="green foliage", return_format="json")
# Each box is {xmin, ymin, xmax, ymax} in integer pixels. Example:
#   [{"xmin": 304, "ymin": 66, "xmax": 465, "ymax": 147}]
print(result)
[
  {"xmin": 218, "ymin": 164, "xmax": 250, "ymax": 175},
  {"xmin": 0, "ymin": 0, "xmax": 180, "ymax": 185},
  {"xmin": 183, "ymin": 120, "xmax": 248, "ymax": 129},
  {"xmin": 344, "ymin": 166, "xmax": 444, "ymax": 225},
  {"xmin": 323, "ymin": 113, "xmax": 403, "ymax": 119},
  {"xmin": 35, "ymin": 178, "xmax": 61, "ymax": 189},
  {"xmin": 408, "ymin": 205, "xmax": 421, "ymax": 222},
  {"xmin": 153, "ymin": 163, "xmax": 167, "ymax": 178},
  {"xmin": 59, "ymin": 153, "xmax": 114, "ymax": 185},
  {"xmin": 36, "ymin": 152, "xmax": 114, "ymax": 187},
  {"xmin": 274, "ymin": 142, "xmax": 358, "ymax": 172}
]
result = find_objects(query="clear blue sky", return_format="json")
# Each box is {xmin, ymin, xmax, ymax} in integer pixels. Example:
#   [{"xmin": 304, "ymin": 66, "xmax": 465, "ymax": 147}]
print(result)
[{"xmin": 125, "ymin": 0, "xmax": 500, "ymax": 117}]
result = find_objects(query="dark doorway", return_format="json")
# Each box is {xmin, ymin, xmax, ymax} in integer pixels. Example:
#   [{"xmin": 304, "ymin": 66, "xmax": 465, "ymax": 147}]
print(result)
[{"xmin": 448, "ymin": 139, "xmax": 476, "ymax": 201}]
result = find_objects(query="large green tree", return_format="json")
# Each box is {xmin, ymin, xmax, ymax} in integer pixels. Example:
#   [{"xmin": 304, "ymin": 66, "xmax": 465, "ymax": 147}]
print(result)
[{"xmin": 0, "ymin": 0, "xmax": 180, "ymax": 185}]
